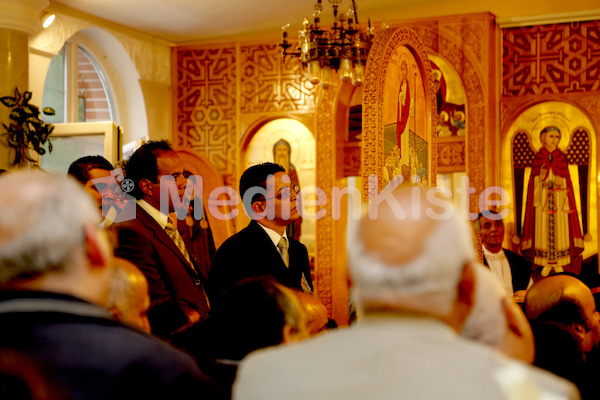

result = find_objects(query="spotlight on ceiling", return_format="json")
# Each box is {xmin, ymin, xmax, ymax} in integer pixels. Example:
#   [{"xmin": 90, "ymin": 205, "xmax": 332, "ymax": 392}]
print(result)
[{"xmin": 41, "ymin": 12, "xmax": 55, "ymax": 29}]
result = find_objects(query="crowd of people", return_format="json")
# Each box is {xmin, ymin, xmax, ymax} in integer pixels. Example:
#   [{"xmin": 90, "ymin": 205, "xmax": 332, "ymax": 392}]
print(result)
[{"xmin": 0, "ymin": 139, "xmax": 598, "ymax": 399}]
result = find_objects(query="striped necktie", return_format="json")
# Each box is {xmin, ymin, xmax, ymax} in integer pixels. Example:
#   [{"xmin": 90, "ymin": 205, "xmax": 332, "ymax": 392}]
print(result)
[
  {"xmin": 165, "ymin": 217, "xmax": 195, "ymax": 272},
  {"xmin": 277, "ymin": 236, "xmax": 289, "ymax": 268}
]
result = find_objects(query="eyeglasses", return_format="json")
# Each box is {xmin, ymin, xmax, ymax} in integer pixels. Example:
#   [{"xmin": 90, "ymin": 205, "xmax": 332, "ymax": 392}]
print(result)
[{"xmin": 263, "ymin": 184, "xmax": 300, "ymax": 200}]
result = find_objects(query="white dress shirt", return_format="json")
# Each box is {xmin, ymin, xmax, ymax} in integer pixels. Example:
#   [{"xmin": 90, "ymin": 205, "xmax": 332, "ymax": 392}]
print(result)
[
  {"xmin": 256, "ymin": 222, "xmax": 289, "ymax": 250},
  {"xmin": 482, "ymin": 246, "xmax": 514, "ymax": 295}
]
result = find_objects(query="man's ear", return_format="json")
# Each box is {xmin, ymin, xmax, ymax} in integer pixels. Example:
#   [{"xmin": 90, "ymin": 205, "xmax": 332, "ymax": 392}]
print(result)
[
  {"xmin": 503, "ymin": 297, "xmax": 526, "ymax": 337},
  {"xmin": 452, "ymin": 262, "xmax": 475, "ymax": 330},
  {"xmin": 572, "ymin": 322, "xmax": 587, "ymax": 339},
  {"xmin": 109, "ymin": 306, "xmax": 122, "ymax": 321},
  {"xmin": 251, "ymin": 201, "xmax": 264, "ymax": 215},
  {"xmin": 457, "ymin": 262, "xmax": 475, "ymax": 310},
  {"xmin": 83, "ymin": 225, "xmax": 111, "ymax": 270},
  {"xmin": 282, "ymin": 323, "xmax": 296, "ymax": 344},
  {"xmin": 501, "ymin": 296, "xmax": 535, "ymax": 364},
  {"xmin": 139, "ymin": 179, "xmax": 153, "ymax": 197}
]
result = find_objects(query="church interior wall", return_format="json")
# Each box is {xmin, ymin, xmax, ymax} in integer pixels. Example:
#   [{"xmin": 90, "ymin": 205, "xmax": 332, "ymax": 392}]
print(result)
[
  {"xmin": 171, "ymin": 13, "xmax": 600, "ymax": 324},
  {"xmin": 8, "ymin": 5, "xmax": 597, "ymax": 325}
]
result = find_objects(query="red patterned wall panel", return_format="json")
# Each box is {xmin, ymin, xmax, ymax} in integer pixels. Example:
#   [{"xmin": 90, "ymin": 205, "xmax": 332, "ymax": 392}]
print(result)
[
  {"xmin": 240, "ymin": 43, "xmax": 315, "ymax": 113},
  {"xmin": 175, "ymin": 47, "xmax": 237, "ymax": 185},
  {"xmin": 503, "ymin": 21, "xmax": 600, "ymax": 96}
]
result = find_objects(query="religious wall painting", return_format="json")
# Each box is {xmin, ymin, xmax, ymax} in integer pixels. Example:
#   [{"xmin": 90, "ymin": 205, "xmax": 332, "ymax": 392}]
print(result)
[
  {"xmin": 429, "ymin": 54, "xmax": 467, "ymax": 139},
  {"xmin": 362, "ymin": 27, "xmax": 437, "ymax": 198},
  {"xmin": 273, "ymin": 138, "xmax": 302, "ymax": 242},
  {"xmin": 428, "ymin": 54, "xmax": 467, "ymax": 186},
  {"xmin": 501, "ymin": 101, "xmax": 597, "ymax": 278},
  {"xmin": 382, "ymin": 46, "xmax": 429, "ymax": 187}
]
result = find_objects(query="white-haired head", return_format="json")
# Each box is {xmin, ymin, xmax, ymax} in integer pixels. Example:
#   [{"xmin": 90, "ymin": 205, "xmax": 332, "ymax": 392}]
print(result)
[
  {"xmin": 462, "ymin": 264, "xmax": 535, "ymax": 363},
  {"xmin": 461, "ymin": 263, "xmax": 507, "ymax": 348},
  {"xmin": 0, "ymin": 171, "xmax": 100, "ymax": 284},
  {"xmin": 348, "ymin": 187, "xmax": 476, "ymax": 317}
]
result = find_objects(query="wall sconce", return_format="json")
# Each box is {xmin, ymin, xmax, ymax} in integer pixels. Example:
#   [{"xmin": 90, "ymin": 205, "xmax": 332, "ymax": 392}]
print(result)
[{"xmin": 41, "ymin": 12, "xmax": 55, "ymax": 29}]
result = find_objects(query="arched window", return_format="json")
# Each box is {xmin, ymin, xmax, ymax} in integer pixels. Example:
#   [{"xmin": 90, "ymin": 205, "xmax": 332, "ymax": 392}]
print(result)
[
  {"xmin": 40, "ymin": 41, "xmax": 120, "ymax": 174},
  {"xmin": 42, "ymin": 43, "xmax": 115, "ymax": 124}
]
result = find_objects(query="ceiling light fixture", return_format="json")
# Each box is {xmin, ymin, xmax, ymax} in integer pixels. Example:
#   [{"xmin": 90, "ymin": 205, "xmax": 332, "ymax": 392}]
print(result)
[
  {"xmin": 41, "ymin": 12, "xmax": 55, "ymax": 29},
  {"xmin": 279, "ymin": 0, "xmax": 374, "ymax": 88}
]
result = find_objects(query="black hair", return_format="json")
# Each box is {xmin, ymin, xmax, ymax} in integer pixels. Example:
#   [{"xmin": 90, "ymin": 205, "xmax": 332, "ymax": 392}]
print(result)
[
  {"xmin": 474, "ymin": 209, "xmax": 503, "ymax": 231},
  {"xmin": 124, "ymin": 140, "xmax": 173, "ymax": 200},
  {"xmin": 239, "ymin": 162, "xmax": 285, "ymax": 212},
  {"xmin": 67, "ymin": 155, "xmax": 113, "ymax": 185},
  {"xmin": 534, "ymin": 298, "xmax": 588, "ymax": 329}
]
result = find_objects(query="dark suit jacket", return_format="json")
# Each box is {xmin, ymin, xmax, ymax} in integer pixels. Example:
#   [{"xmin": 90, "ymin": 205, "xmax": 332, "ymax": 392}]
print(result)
[
  {"xmin": 483, "ymin": 248, "xmax": 532, "ymax": 292},
  {"xmin": 0, "ymin": 291, "xmax": 217, "ymax": 400},
  {"xmin": 208, "ymin": 220, "xmax": 313, "ymax": 299},
  {"xmin": 110, "ymin": 204, "xmax": 210, "ymax": 337}
]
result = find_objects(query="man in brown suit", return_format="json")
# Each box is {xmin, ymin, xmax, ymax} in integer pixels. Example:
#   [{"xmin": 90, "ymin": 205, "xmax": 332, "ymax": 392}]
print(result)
[{"xmin": 110, "ymin": 140, "xmax": 210, "ymax": 341}]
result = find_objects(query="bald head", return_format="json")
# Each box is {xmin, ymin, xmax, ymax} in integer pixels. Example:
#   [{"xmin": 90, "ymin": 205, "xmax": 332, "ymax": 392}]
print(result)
[
  {"xmin": 526, "ymin": 275, "xmax": 590, "ymax": 322},
  {"xmin": 360, "ymin": 189, "xmax": 441, "ymax": 266},
  {"xmin": 525, "ymin": 274, "xmax": 600, "ymax": 353},
  {"xmin": 106, "ymin": 257, "xmax": 151, "ymax": 333},
  {"xmin": 293, "ymin": 290, "xmax": 328, "ymax": 335},
  {"xmin": 349, "ymin": 187, "xmax": 476, "ymax": 323}
]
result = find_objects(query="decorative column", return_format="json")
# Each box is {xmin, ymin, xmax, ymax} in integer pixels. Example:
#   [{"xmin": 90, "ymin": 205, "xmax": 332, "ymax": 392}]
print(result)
[{"xmin": 0, "ymin": 0, "xmax": 49, "ymax": 169}]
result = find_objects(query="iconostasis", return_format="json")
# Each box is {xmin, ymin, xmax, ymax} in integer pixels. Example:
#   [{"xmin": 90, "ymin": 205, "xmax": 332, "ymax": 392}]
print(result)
[{"xmin": 362, "ymin": 27, "xmax": 437, "ymax": 196}]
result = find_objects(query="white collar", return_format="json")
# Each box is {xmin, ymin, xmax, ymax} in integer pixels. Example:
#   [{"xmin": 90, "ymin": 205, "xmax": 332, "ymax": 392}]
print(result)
[
  {"xmin": 257, "ymin": 222, "xmax": 289, "ymax": 249},
  {"xmin": 137, "ymin": 199, "xmax": 169, "ymax": 229},
  {"xmin": 482, "ymin": 246, "xmax": 505, "ymax": 257}
]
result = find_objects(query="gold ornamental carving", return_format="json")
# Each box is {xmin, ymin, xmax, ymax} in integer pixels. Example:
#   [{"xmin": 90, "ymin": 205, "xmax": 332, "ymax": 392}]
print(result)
[
  {"xmin": 315, "ymin": 80, "xmax": 339, "ymax": 316},
  {"xmin": 438, "ymin": 140, "xmax": 466, "ymax": 169}
]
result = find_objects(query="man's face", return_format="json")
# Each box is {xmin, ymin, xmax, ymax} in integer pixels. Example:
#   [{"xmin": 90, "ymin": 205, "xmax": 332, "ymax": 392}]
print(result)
[
  {"xmin": 84, "ymin": 168, "xmax": 114, "ymax": 215},
  {"xmin": 477, "ymin": 216, "xmax": 504, "ymax": 252},
  {"xmin": 146, "ymin": 151, "xmax": 186, "ymax": 213},
  {"xmin": 579, "ymin": 287, "xmax": 600, "ymax": 353},
  {"xmin": 257, "ymin": 171, "xmax": 300, "ymax": 227}
]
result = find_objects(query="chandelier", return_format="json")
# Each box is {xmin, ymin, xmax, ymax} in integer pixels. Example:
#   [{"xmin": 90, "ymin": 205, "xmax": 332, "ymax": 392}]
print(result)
[{"xmin": 279, "ymin": 0, "xmax": 374, "ymax": 88}]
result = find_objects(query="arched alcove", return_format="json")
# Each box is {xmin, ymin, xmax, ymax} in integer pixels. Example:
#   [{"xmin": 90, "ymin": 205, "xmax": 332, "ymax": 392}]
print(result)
[
  {"xmin": 501, "ymin": 100, "xmax": 598, "ymax": 269},
  {"xmin": 240, "ymin": 117, "xmax": 317, "ymax": 256}
]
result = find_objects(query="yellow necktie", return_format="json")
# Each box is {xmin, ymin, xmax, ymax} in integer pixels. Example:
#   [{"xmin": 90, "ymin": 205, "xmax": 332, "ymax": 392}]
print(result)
[
  {"xmin": 165, "ymin": 217, "xmax": 195, "ymax": 271},
  {"xmin": 277, "ymin": 237, "xmax": 289, "ymax": 268}
]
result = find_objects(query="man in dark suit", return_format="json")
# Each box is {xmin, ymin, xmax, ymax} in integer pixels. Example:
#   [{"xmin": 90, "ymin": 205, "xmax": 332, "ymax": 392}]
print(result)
[
  {"xmin": 110, "ymin": 140, "xmax": 210, "ymax": 340},
  {"xmin": 0, "ymin": 171, "xmax": 216, "ymax": 400},
  {"xmin": 475, "ymin": 210, "xmax": 532, "ymax": 303},
  {"xmin": 209, "ymin": 162, "xmax": 313, "ymax": 299}
]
